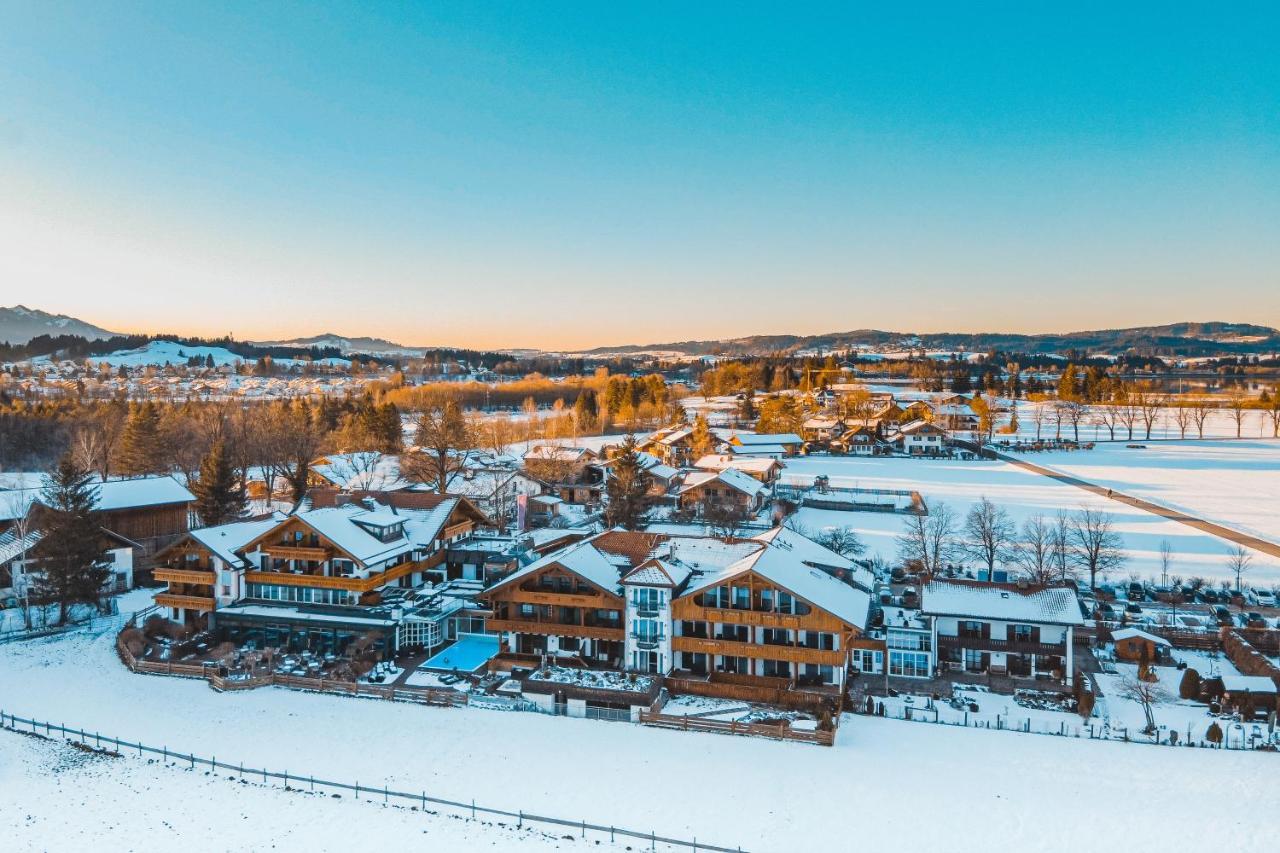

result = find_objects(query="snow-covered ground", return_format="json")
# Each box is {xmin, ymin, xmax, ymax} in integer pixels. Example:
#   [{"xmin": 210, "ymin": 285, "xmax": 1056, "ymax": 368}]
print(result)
[
  {"xmin": 1032, "ymin": 440, "xmax": 1280, "ymax": 546},
  {"xmin": 782, "ymin": 454, "xmax": 1280, "ymax": 585},
  {"xmin": 3, "ymin": 612, "xmax": 1279, "ymax": 852},
  {"xmin": 0, "ymin": 730, "xmax": 607, "ymax": 852},
  {"xmin": 1012, "ymin": 399, "xmax": 1277, "ymax": 442}
]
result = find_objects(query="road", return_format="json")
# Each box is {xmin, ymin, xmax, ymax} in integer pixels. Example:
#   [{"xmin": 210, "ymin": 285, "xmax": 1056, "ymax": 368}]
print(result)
[{"xmin": 991, "ymin": 450, "xmax": 1280, "ymax": 561}]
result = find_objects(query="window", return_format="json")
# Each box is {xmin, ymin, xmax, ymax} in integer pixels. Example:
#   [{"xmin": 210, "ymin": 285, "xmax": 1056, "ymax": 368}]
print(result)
[
  {"xmin": 731, "ymin": 586, "xmax": 750, "ymax": 610},
  {"xmin": 633, "ymin": 588, "xmax": 662, "ymax": 611},
  {"xmin": 1012, "ymin": 624, "xmax": 1034, "ymax": 642},
  {"xmin": 889, "ymin": 651, "xmax": 930, "ymax": 678}
]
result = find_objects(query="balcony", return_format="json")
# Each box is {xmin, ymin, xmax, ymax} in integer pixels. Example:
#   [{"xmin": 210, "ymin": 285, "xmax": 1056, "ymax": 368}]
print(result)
[
  {"xmin": 486, "ymin": 618, "xmax": 624, "ymax": 641},
  {"xmin": 631, "ymin": 634, "xmax": 664, "ymax": 650},
  {"xmin": 155, "ymin": 593, "xmax": 216, "ymax": 612},
  {"xmin": 244, "ymin": 560, "xmax": 418, "ymax": 593},
  {"xmin": 153, "ymin": 568, "xmax": 216, "ymax": 585},
  {"xmin": 672, "ymin": 636, "xmax": 844, "ymax": 666},
  {"xmin": 260, "ymin": 544, "xmax": 332, "ymax": 561},
  {"xmin": 937, "ymin": 635, "xmax": 1066, "ymax": 656},
  {"xmin": 635, "ymin": 607, "xmax": 661, "ymax": 618}
]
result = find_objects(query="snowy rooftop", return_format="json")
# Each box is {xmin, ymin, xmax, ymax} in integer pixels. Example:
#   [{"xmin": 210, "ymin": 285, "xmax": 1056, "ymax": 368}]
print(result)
[
  {"xmin": 922, "ymin": 580, "xmax": 1083, "ymax": 626},
  {"xmin": 188, "ymin": 514, "xmax": 286, "ymax": 568},
  {"xmin": 1220, "ymin": 675, "xmax": 1278, "ymax": 694},
  {"xmin": 1111, "ymin": 628, "xmax": 1171, "ymax": 646}
]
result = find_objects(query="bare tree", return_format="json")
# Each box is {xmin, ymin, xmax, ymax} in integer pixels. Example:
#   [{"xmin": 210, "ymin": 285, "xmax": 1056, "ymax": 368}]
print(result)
[
  {"xmin": 1028, "ymin": 397, "xmax": 1047, "ymax": 441},
  {"xmin": 1069, "ymin": 506, "xmax": 1126, "ymax": 593},
  {"xmin": 1116, "ymin": 385, "xmax": 1140, "ymax": 440},
  {"xmin": 961, "ymin": 497, "xmax": 1017, "ymax": 580},
  {"xmin": 813, "ymin": 525, "xmax": 865, "ymax": 558},
  {"xmin": 1134, "ymin": 385, "xmax": 1165, "ymax": 440},
  {"xmin": 897, "ymin": 501, "xmax": 957, "ymax": 574},
  {"xmin": 1120, "ymin": 674, "xmax": 1169, "ymax": 734},
  {"xmin": 1227, "ymin": 546, "xmax": 1253, "ymax": 608},
  {"xmin": 1171, "ymin": 403, "xmax": 1193, "ymax": 440},
  {"xmin": 1185, "ymin": 398, "xmax": 1211, "ymax": 439},
  {"xmin": 1013, "ymin": 514, "xmax": 1055, "ymax": 585},
  {"xmin": 1093, "ymin": 404, "xmax": 1122, "ymax": 441},
  {"xmin": 1226, "ymin": 391, "xmax": 1250, "ymax": 439},
  {"xmin": 702, "ymin": 498, "xmax": 750, "ymax": 539},
  {"xmin": 401, "ymin": 394, "xmax": 477, "ymax": 493}
]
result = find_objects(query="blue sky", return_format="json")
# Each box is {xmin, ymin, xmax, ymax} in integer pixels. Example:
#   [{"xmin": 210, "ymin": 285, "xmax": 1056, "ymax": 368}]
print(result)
[{"xmin": 0, "ymin": 3, "xmax": 1276, "ymax": 348}]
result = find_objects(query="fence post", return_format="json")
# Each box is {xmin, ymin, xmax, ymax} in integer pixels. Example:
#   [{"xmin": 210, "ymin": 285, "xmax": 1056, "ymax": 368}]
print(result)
[
  {"xmin": 518, "ymin": 810, "xmax": 523, "ymax": 829},
  {"xmin": 355, "ymin": 782, "xmax": 360, "ymax": 800},
  {"xmin": 471, "ymin": 799, "xmax": 475, "ymax": 819}
]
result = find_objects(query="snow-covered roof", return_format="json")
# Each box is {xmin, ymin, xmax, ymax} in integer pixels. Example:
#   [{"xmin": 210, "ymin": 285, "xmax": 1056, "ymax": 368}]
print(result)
[
  {"xmin": 681, "ymin": 533, "xmax": 871, "ymax": 629},
  {"xmin": 753, "ymin": 526, "xmax": 875, "ymax": 591},
  {"xmin": 287, "ymin": 504, "xmax": 413, "ymax": 566},
  {"xmin": 94, "ymin": 476, "xmax": 195, "ymax": 511},
  {"xmin": 677, "ymin": 467, "xmax": 768, "ymax": 498},
  {"xmin": 490, "ymin": 540, "xmax": 623, "ymax": 596},
  {"xmin": 523, "ymin": 445, "xmax": 595, "ymax": 462},
  {"xmin": 692, "ymin": 455, "xmax": 779, "ymax": 476},
  {"xmin": 727, "ymin": 444, "xmax": 789, "ymax": 457},
  {"xmin": 802, "ymin": 417, "xmax": 842, "ymax": 429},
  {"xmin": 1111, "ymin": 628, "xmax": 1171, "ymax": 646},
  {"xmin": 1220, "ymin": 675, "xmax": 1277, "ymax": 694},
  {"xmin": 922, "ymin": 580, "xmax": 1083, "ymax": 626},
  {"xmin": 312, "ymin": 453, "xmax": 408, "ymax": 491},
  {"xmin": 730, "ymin": 432, "xmax": 802, "ymax": 446},
  {"xmin": 622, "ymin": 558, "xmax": 693, "ymax": 588},
  {"xmin": 0, "ymin": 528, "xmax": 42, "ymax": 565},
  {"xmin": 189, "ymin": 514, "xmax": 287, "ymax": 568},
  {"xmin": 896, "ymin": 419, "xmax": 945, "ymax": 436}
]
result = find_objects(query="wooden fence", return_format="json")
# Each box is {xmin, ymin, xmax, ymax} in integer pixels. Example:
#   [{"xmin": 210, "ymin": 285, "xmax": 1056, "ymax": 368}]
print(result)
[
  {"xmin": 664, "ymin": 675, "xmax": 833, "ymax": 712},
  {"xmin": 115, "ymin": 633, "xmax": 467, "ymax": 707},
  {"xmin": 639, "ymin": 710, "xmax": 835, "ymax": 746}
]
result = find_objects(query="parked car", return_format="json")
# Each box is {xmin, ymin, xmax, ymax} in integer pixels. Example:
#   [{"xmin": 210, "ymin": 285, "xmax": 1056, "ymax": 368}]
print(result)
[
  {"xmin": 1213, "ymin": 605, "xmax": 1233, "ymax": 626},
  {"xmin": 1245, "ymin": 612, "xmax": 1267, "ymax": 629},
  {"xmin": 901, "ymin": 586, "xmax": 918, "ymax": 607},
  {"xmin": 1096, "ymin": 602, "xmax": 1118, "ymax": 620},
  {"xmin": 1250, "ymin": 589, "xmax": 1275, "ymax": 608},
  {"xmin": 1127, "ymin": 582, "xmax": 1146, "ymax": 601},
  {"xmin": 1199, "ymin": 589, "xmax": 1220, "ymax": 604},
  {"xmin": 1124, "ymin": 602, "xmax": 1144, "ymax": 616},
  {"xmin": 1179, "ymin": 586, "xmax": 1197, "ymax": 603}
]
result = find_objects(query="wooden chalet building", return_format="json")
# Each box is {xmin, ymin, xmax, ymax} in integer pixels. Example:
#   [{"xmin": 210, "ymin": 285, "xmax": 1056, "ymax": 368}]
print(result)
[
  {"xmin": 676, "ymin": 468, "xmax": 770, "ymax": 515},
  {"xmin": 152, "ymin": 491, "xmax": 491, "ymax": 632},
  {"xmin": 481, "ymin": 526, "xmax": 875, "ymax": 708}
]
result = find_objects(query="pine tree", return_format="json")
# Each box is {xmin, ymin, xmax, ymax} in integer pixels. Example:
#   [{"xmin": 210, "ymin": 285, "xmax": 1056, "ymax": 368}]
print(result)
[
  {"xmin": 191, "ymin": 440, "xmax": 246, "ymax": 527},
  {"xmin": 1206, "ymin": 721, "xmax": 1223, "ymax": 746},
  {"xmin": 30, "ymin": 455, "xmax": 110, "ymax": 625},
  {"xmin": 689, "ymin": 414, "xmax": 715, "ymax": 459},
  {"xmin": 738, "ymin": 389, "xmax": 756, "ymax": 424},
  {"xmin": 604, "ymin": 435, "xmax": 649, "ymax": 530},
  {"xmin": 117, "ymin": 402, "xmax": 163, "ymax": 476}
]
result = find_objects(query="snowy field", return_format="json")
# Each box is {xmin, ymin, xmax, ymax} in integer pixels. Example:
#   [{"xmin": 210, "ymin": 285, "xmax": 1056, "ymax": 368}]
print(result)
[
  {"xmin": 782, "ymin": 454, "xmax": 1280, "ymax": 585},
  {"xmin": 1032, "ymin": 440, "xmax": 1280, "ymax": 546},
  {"xmin": 1012, "ymin": 400, "xmax": 1277, "ymax": 442},
  {"xmin": 0, "ymin": 730, "xmax": 601, "ymax": 853},
  {"xmin": 2, "ymin": 611, "xmax": 1278, "ymax": 852}
]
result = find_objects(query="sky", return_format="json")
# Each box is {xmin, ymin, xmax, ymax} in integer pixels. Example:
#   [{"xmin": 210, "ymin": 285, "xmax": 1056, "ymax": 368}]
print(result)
[{"xmin": 0, "ymin": 3, "xmax": 1277, "ymax": 350}]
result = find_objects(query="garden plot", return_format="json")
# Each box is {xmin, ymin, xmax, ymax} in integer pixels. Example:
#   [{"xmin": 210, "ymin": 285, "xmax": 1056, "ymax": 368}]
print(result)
[
  {"xmin": 782, "ymin": 454, "xmax": 1280, "ymax": 584},
  {"xmin": 3, "ymin": 622, "xmax": 1279, "ymax": 852},
  {"xmin": 1033, "ymin": 440, "xmax": 1280, "ymax": 547}
]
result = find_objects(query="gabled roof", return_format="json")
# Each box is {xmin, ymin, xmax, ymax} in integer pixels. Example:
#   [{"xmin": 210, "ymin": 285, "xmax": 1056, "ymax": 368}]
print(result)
[
  {"xmin": 677, "ymin": 467, "xmax": 768, "ymax": 498},
  {"xmin": 681, "ymin": 536, "xmax": 870, "ymax": 630},
  {"xmin": 896, "ymin": 419, "xmax": 945, "ymax": 435},
  {"xmin": 692, "ymin": 454, "xmax": 781, "ymax": 476},
  {"xmin": 621, "ymin": 558, "xmax": 692, "ymax": 588},
  {"xmin": 187, "ymin": 513, "xmax": 287, "ymax": 568},
  {"xmin": 487, "ymin": 540, "xmax": 624, "ymax": 597},
  {"xmin": 1112, "ymin": 627, "xmax": 1171, "ymax": 646},
  {"xmin": 523, "ymin": 445, "xmax": 596, "ymax": 462},
  {"xmin": 729, "ymin": 432, "xmax": 803, "ymax": 446},
  {"xmin": 922, "ymin": 579, "xmax": 1083, "ymax": 626}
]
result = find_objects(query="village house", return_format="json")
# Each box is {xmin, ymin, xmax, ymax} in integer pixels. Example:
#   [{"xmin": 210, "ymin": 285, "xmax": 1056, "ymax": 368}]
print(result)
[
  {"xmin": 1111, "ymin": 627, "xmax": 1173, "ymax": 664},
  {"xmin": 676, "ymin": 468, "xmax": 770, "ymax": 516},
  {"xmin": 639, "ymin": 425, "xmax": 698, "ymax": 466},
  {"xmin": 892, "ymin": 420, "xmax": 948, "ymax": 456},
  {"xmin": 480, "ymin": 525, "xmax": 875, "ymax": 709},
  {"xmin": 691, "ymin": 454, "xmax": 782, "ymax": 484},
  {"xmin": 834, "ymin": 424, "xmax": 886, "ymax": 456},
  {"xmin": 922, "ymin": 579, "xmax": 1083, "ymax": 682},
  {"xmin": 155, "ymin": 492, "xmax": 492, "ymax": 647},
  {"xmin": 724, "ymin": 432, "xmax": 804, "ymax": 458},
  {"xmin": 800, "ymin": 416, "xmax": 846, "ymax": 448}
]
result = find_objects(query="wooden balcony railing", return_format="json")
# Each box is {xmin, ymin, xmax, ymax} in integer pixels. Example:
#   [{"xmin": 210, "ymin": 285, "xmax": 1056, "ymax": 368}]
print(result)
[
  {"xmin": 485, "ymin": 618, "xmax": 624, "ymax": 641},
  {"xmin": 937, "ymin": 635, "xmax": 1066, "ymax": 656},
  {"xmin": 260, "ymin": 544, "xmax": 332, "ymax": 561},
  {"xmin": 672, "ymin": 636, "xmax": 845, "ymax": 666},
  {"xmin": 244, "ymin": 560, "xmax": 419, "ymax": 593},
  {"xmin": 153, "ymin": 568, "xmax": 216, "ymax": 585},
  {"xmin": 154, "ymin": 593, "xmax": 216, "ymax": 612}
]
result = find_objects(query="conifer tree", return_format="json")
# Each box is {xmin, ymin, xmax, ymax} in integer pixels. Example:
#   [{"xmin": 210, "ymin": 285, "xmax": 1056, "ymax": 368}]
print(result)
[
  {"xmin": 31, "ymin": 455, "xmax": 110, "ymax": 624},
  {"xmin": 117, "ymin": 402, "xmax": 163, "ymax": 476},
  {"xmin": 604, "ymin": 435, "xmax": 649, "ymax": 530},
  {"xmin": 192, "ymin": 440, "xmax": 246, "ymax": 527}
]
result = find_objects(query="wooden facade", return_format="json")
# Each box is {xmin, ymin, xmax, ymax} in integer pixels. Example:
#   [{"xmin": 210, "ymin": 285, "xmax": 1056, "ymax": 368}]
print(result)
[
  {"xmin": 482, "ymin": 562, "xmax": 625, "ymax": 664},
  {"xmin": 671, "ymin": 568, "xmax": 860, "ymax": 686}
]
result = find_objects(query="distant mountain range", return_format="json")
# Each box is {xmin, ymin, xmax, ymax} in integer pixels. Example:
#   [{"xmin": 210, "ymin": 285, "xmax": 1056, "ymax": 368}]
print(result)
[
  {"xmin": 4, "ymin": 305, "xmax": 1278, "ymax": 359},
  {"xmin": 0, "ymin": 305, "xmax": 119, "ymax": 344},
  {"xmin": 569, "ymin": 322, "xmax": 1280, "ymax": 358}
]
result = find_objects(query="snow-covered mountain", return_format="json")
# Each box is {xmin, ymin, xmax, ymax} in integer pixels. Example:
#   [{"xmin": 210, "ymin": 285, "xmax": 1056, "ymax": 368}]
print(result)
[
  {"xmin": 0, "ymin": 305, "xmax": 118, "ymax": 344},
  {"xmin": 252, "ymin": 333, "xmax": 432, "ymax": 357},
  {"xmin": 62, "ymin": 339, "xmax": 351, "ymax": 368}
]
